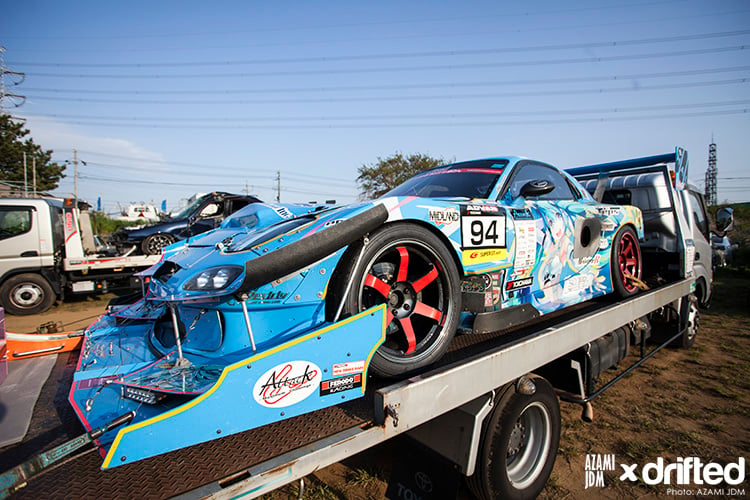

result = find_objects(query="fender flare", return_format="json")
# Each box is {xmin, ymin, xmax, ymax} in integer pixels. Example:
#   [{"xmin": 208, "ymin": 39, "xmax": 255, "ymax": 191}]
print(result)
[{"xmin": 237, "ymin": 204, "xmax": 389, "ymax": 293}]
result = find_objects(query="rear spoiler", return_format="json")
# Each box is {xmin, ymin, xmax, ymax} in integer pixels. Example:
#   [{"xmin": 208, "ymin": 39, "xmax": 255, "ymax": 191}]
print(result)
[{"xmin": 567, "ymin": 147, "xmax": 688, "ymax": 191}]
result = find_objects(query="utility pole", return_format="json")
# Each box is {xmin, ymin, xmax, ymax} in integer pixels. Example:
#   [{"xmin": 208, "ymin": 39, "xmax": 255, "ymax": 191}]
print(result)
[
  {"xmin": 74, "ymin": 149, "xmax": 79, "ymax": 205},
  {"xmin": 705, "ymin": 140, "xmax": 717, "ymax": 206},
  {"xmin": 23, "ymin": 152, "xmax": 27, "ymax": 197},
  {"xmin": 276, "ymin": 171, "xmax": 281, "ymax": 202},
  {"xmin": 0, "ymin": 46, "xmax": 26, "ymax": 112}
]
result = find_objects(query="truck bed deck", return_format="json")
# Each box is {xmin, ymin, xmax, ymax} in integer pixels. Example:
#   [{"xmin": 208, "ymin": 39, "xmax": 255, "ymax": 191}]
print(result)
[{"xmin": 0, "ymin": 279, "xmax": 691, "ymax": 499}]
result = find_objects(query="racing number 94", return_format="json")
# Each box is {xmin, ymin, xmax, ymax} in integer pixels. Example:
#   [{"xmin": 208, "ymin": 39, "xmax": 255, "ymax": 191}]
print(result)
[{"xmin": 462, "ymin": 215, "xmax": 506, "ymax": 248}]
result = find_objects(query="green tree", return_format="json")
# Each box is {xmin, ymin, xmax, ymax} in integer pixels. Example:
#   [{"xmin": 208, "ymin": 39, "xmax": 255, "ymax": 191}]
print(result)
[
  {"xmin": 357, "ymin": 152, "xmax": 445, "ymax": 199},
  {"xmin": 0, "ymin": 114, "xmax": 65, "ymax": 192}
]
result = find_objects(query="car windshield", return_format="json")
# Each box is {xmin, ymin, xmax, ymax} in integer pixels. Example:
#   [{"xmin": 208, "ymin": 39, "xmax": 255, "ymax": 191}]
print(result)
[
  {"xmin": 170, "ymin": 196, "xmax": 207, "ymax": 220},
  {"xmin": 384, "ymin": 160, "xmax": 507, "ymax": 199}
]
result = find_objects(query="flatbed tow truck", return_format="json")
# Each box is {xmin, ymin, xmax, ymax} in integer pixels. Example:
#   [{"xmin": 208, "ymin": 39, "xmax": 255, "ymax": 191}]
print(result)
[{"xmin": 0, "ymin": 150, "xmax": 721, "ymax": 499}]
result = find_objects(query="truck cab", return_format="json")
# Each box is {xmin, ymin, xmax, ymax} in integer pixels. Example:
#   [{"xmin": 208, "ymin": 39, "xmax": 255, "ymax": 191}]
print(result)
[
  {"xmin": 0, "ymin": 199, "xmax": 63, "ymax": 315},
  {"xmin": 0, "ymin": 197, "xmax": 161, "ymax": 315}
]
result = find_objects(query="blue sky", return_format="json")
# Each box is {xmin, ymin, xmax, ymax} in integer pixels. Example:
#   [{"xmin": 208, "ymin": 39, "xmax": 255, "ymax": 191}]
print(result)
[{"xmin": 2, "ymin": 0, "xmax": 749, "ymax": 212}]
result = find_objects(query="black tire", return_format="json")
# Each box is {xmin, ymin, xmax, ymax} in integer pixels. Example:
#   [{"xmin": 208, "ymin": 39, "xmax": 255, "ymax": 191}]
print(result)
[
  {"xmin": 467, "ymin": 376, "xmax": 561, "ymax": 500},
  {"xmin": 673, "ymin": 294, "xmax": 699, "ymax": 348},
  {"xmin": 141, "ymin": 233, "xmax": 176, "ymax": 255},
  {"xmin": 0, "ymin": 273, "xmax": 56, "ymax": 315},
  {"xmin": 338, "ymin": 224, "xmax": 460, "ymax": 377},
  {"xmin": 611, "ymin": 226, "xmax": 642, "ymax": 298}
]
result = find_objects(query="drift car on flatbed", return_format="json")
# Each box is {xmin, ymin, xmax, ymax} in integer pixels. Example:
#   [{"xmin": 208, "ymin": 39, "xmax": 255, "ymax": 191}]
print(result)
[{"xmin": 69, "ymin": 156, "xmax": 644, "ymax": 468}]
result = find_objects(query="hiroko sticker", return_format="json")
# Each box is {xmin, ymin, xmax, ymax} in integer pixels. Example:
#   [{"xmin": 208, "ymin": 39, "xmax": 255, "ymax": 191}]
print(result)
[{"xmin": 253, "ymin": 361, "xmax": 322, "ymax": 408}]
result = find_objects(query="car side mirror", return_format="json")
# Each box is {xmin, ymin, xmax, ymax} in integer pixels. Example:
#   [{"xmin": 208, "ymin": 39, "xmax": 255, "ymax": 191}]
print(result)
[
  {"xmin": 716, "ymin": 207, "xmax": 734, "ymax": 233},
  {"xmin": 520, "ymin": 180, "xmax": 555, "ymax": 198}
]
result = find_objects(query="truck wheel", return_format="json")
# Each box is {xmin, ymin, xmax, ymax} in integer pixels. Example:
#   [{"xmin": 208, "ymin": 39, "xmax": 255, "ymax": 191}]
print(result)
[
  {"xmin": 673, "ymin": 294, "xmax": 699, "ymax": 348},
  {"xmin": 142, "ymin": 233, "xmax": 175, "ymax": 255},
  {"xmin": 467, "ymin": 376, "xmax": 560, "ymax": 500},
  {"xmin": 611, "ymin": 226, "xmax": 642, "ymax": 298},
  {"xmin": 338, "ymin": 224, "xmax": 460, "ymax": 377},
  {"xmin": 0, "ymin": 273, "xmax": 56, "ymax": 315}
]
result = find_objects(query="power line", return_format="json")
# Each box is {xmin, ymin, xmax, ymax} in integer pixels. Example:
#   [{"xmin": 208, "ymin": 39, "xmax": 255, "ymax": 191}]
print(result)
[
  {"xmin": 21, "ymin": 66, "xmax": 750, "ymax": 96},
  {"xmin": 24, "ymin": 78, "xmax": 749, "ymax": 108},
  {"xmin": 36, "ymin": 108, "xmax": 749, "ymax": 130},
  {"xmin": 30, "ymin": 99, "xmax": 750, "ymax": 124},
  {"xmin": 0, "ymin": 1, "xmax": 689, "ymax": 41},
  {"xmin": 68, "ymin": 152, "xmax": 356, "ymax": 186},
  {"xmin": 12, "ymin": 30, "xmax": 750, "ymax": 68},
  {"xmin": 21, "ymin": 45, "xmax": 748, "ymax": 79},
  {"xmin": 7, "ymin": 6, "xmax": 748, "ymax": 56}
]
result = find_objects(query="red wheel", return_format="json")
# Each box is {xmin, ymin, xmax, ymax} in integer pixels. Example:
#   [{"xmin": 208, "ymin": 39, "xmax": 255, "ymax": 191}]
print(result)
[
  {"xmin": 340, "ymin": 224, "xmax": 460, "ymax": 377},
  {"xmin": 612, "ymin": 226, "xmax": 641, "ymax": 297}
]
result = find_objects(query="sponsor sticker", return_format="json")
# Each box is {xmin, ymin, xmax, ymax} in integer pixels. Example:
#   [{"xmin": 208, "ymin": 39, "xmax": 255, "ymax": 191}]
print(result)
[
  {"xmin": 596, "ymin": 207, "xmax": 622, "ymax": 217},
  {"xmin": 320, "ymin": 373, "xmax": 363, "ymax": 396},
  {"xmin": 461, "ymin": 248, "xmax": 509, "ymax": 265},
  {"xmin": 428, "ymin": 207, "xmax": 460, "ymax": 225},
  {"xmin": 510, "ymin": 208, "xmax": 534, "ymax": 220},
  {"xmin": 253, "ymin": 361, "xmax": 322, "ymax": 408},
  {"xmin": 465, "ymin": 204, "xmax": 500, "ymax": 214},
  {"xmin": 506, "ymin": 277, "xmax": 533, "ymax": 291},
  {"xmin": 332, "ymin": 360, "xmax": 365, "ymax": 377}
]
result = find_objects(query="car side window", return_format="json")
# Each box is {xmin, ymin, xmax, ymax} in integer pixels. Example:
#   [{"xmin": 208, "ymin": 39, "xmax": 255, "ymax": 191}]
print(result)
[
  {"xmin": 199, "ymin": 202, "xmax": 223, "ymax": 218},
  {"xmin": 0, "ymin": 208, "xmax": 32, "ymax": 240},
  {"xmin": 504, "ymin": 163, "xmax": 576, "ymax": 201},
  {"xmin": 688, "ymin": 190, "xmax": 709, "ymax": 240}
]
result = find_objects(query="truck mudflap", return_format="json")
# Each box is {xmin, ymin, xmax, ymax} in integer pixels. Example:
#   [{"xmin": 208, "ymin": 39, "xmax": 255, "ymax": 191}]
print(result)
[{"xmin": 68, "ymin": 304, "xmax": 387, "ymax": 468}]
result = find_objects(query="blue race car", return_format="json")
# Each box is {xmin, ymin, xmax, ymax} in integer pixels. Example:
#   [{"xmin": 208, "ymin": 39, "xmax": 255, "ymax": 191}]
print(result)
[{"xmin": 70, "ymin": 156, "xmax": 643, "ymax": 467}]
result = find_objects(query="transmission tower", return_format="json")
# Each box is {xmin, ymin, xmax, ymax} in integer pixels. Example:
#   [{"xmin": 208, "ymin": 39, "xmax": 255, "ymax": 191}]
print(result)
[
  {"xmin": 0, "ymin": 46, "xmax": 26, "ymax": 112},
  {"xmin": 704, "ymin": 142, "xmax": 717, "ymax": 206}
]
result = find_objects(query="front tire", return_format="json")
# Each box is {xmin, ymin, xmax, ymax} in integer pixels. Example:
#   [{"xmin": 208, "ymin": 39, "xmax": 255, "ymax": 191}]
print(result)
[
  {"xmin": 141, "ymin": 233, "xmax": 175, "ymax": 255},
  {"xmin": 467, "ymin": 376, "xmax": 561, "ymax": 500},
  {"xmin": 611, "ymin": 226, "xmax": 642, "ymax": 298},
  {"xmin": 339, "ymin": 224, "xmax": 460, "ymax": 377},
  {"xmin": 0, "ymin": 273, "xmax": 56, "ymax": 315}
]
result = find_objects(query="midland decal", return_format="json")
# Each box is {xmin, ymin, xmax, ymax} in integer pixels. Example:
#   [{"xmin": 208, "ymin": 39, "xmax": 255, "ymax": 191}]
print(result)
[
  {"xmin": 428, "ymin": 207, "xmax": 460, "ymax": 226},
  {"xmin": 253, "ymin": 361, "xmax": 322, "ymax": 408}
]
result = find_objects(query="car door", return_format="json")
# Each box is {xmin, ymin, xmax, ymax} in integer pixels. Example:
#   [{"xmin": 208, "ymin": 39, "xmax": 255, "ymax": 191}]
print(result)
[{"xmin": 500, "ymin": 162, "xmax": 590, "ymax": 310}]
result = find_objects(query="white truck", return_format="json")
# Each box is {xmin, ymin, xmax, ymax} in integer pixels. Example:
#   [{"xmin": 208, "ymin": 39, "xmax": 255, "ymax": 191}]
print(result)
[
  {"xmin": 0, "ymin": 197, "xmax": 161, "ymax": 315},
  {"xmin": 0, "ymin": 150, "xmax": 732, "ymax": 500}
]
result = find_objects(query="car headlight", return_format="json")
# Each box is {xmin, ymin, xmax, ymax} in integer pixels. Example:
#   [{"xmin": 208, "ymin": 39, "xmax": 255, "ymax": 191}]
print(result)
[{"xmin": 183, "ymin": 266, "xmax": 243, "ymax": 291}]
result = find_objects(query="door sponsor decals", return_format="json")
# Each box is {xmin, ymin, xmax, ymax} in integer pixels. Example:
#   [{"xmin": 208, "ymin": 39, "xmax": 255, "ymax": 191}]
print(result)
[{"xmin": 253, "ymin": 360, "xmax": 322, "ymax": 408}]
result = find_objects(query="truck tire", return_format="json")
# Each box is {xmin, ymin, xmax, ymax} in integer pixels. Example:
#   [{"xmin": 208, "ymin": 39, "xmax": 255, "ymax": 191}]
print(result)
[
  {"xmin": 673, "ymin": 294, "xmax": 699, "ymax": 349},
  {"xmin": 0, "ymin": 273, "xmax": 56, "ymax": 315},
  {"xmin": 467, "ymin": 376, "xmax": 560, "ymax": 500}
]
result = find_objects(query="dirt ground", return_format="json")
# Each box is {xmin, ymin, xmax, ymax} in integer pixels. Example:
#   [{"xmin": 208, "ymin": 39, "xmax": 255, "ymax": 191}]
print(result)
[{"xmin": 3, "ymin": 272, "xmax": 748, "ymax": 499}]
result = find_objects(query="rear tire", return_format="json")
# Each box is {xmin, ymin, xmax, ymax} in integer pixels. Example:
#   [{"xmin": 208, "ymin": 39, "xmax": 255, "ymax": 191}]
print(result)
[
  {"xmin": 611, "ymin": 226, "xmax": 642, "ymax": 298},
  {"xmin": 0, "ymin": 273, "xmax": 56, "ymax": 315},
  {"xmin": 467, "ymin": 376, "xmax": 561, "ymax": 500}
]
